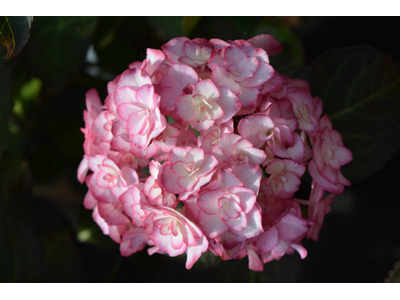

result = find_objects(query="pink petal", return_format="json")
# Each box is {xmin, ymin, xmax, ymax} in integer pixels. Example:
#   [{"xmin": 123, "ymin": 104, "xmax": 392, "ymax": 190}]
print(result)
[
  {"xmin": 195, "ymin": 153, "xmax": 218, "ymax": 177},
  {"xmin": 254, "ymin": 227, "xmax": 278, "ymax": 253},
  {"xmin": 97, "ymin": 202, "xmax": 130, "ymax": 225},
  {"xmin": 215, "ymin": 86, "xmax": 241, "ymax": 124},
  {"xmin": 175, "ymin": 94, "xmax": 196, "ymax": 122},
  {"xmin": 83, "ymin": 189, "xmax": 97, "ymax": 210},
  {"xmin": 213, "ymin": 169, "xmax": 244, "ymax": 192},
  {"xmin": 142, "ymin": 48, "xmax": 165, "ymax": 77},
  {"xmin": 197, "ymin": 190, "xmax": 223, "ymax": 215},
  {"xmin": 223, "ymin": 211, "xmax": 247, "ymax": 231},
  {"xmin": 275, "ymin": 213, "xmax": 308, "ymax": 240},
  {"xmin": 231, "ymin": 204, "xmax": 263, "ymax": 239},
  {"xmin": 170, "ymin": 229, "xmax": 184, "ymax": 250},
  {"xmin": 241, "ymin": 146, "xmax": 267, "ymax": 165},
  {"xmin": 308, "ymin": 160, "xmax": 344, "ymax": 194},
  {"xmin": 77, "ymin": 156, "xmax": 89, "ymax": 184},
  {"xmin": 159, "ymin": 64, "xmax": 199, "ymax": 113},
  {"xmin": 194, "ymin": 79, "xmax": 220, "ymax": 101},
  {"xmin": 247, "ymin": 34, "xmax": 283, "ymax": 56},
  {"xmin": 170, "ymin": 161, "xmax": 190, "ymax": 177},
  {"xmin": 229, "ymin": 186, "xmax": 256, "ymax": 214},
  {"xmin": 237, "ymin": 85, "xmax": 259, "ymax": 110},
  {"xmin": 198, "ymin": 211, "xmax": 229, "ymax": 238},
  {"xmin": 178, "ymin": 176, "xmax": 199, "ymax": 192},
  {"xmin": 185, "ymin": 235, "xmax": 208, "ymax": 270},
  {"xmin": 238, "ymin": 114, "xmax": 275, "ymax": 148},
  {"xmin": 291, "ymin": 243, "xmax": 308, "ymax": 259},
  {"xmin": 159, "ymin": 163, "xmax": 185, "ymax": 195},
  {"xmin": 336, "ymin": 146, "xmax": 353, "ymax": 166},
  {"xmin": 162, "ymin": 37, "xmax": 190, "ymax": 64},
  {"xmin": 169, "ymin": 146, "xmax": 188, "ymax": 164},
  {"xmin": 117, "ymin": 68, "xmax": 151, "ymax": 90},
  {"xmin": 243, "ymin": 61, "xmax": 274, "ymax": 88},
  {"xmin": 85, "ymin": 88, "xmax": 102, "ymax": 119},
  {"xmin": 212, "ymin": 66, "xmax": 241, "ymax": 95},
  {"xmin": 246, "ymin": 244, "xmax": 264, "ymax": 272},
  {"xmin": 231, "ymin": 163, "xmax": 262, "ymax": 196},
  {"xmin": 120, "ymin": 228, "xmax": 150, "ymax": 257}
]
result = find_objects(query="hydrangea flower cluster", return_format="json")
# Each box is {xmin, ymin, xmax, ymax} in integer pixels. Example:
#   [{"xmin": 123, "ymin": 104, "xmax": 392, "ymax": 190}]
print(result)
[{"xmin": 78, "ymin": 35, "xmax": 353, "ymax": 271}]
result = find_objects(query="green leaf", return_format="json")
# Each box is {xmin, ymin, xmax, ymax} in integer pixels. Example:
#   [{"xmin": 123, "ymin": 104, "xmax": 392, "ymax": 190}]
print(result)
[
  {"xmin": 252, "ymin": 22, "xmax": 304, "ymax": 75},
  {"xmin": 182, "ymin": 16, "xmax": 201, "ymax": 37},
  {"xmin": 0, "ymin": 16, "xmax": 33, "ymax": 59},
  {"xmin": 305, "ymin": 46, "xmax": 400, "ymax": 182},
  {"xmin": 146, "ymin": 17, "xmax": 184, "ymax": 41},
  {"xmin": 22, "ymin": 17, "xmax": 98, "ymax": 90}
]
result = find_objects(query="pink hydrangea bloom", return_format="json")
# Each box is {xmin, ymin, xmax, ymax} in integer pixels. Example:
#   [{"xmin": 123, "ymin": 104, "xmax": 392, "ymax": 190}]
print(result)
[
  {"xmin": 175, "ymin": 79, "xmax": 241, "ymax": 131},
  {"xmin": 142, "ymin": 205, "xmax": 209, "ymax": 269},
  {"xmin": 160, "ymin": 146, "xmax": 218, "ymax": 200},
  {"xmin": 158, "ymin": 64, "xmax": 199, "ymax": 114},
  {"xmin": 78, "ymin": 34, "xmax": 353, "ymax": 271},
  {"xmin": 111, "ymin": 84, "xmax": 166, "ymax": 150},
  {"xmin": 309, "ymin": 116, "xmax": 352, "ymax": 194},
  {"xmin": 184, "ymin": 166, "xmax": 263, "ymax": 250},
  {"xmin": 87, "ymin": 154, "xmax": 138, "ymax": 204},
  {"xmin": 162, "ymin": 37, "xmax": 213, "ymax": 69},
  {"xmin": 209, "ymin": 40, "xmax": 275, "ymax": 110},
  {"xmin": 306, "ymin": 181, "xmax": 335, "ymax": 241},
  {"xmin": 120, "ymin": 227, "xmax": 153, "ymax": 257},
  {"xmin": 211, "ymin": 133, "xmax": 266, "ymax": 166},
  {"xmin": 253, "ymin": 202, "xmax": 308, "ymax": 263},
  {"xmin": 262, "ymin": 158, "xmax": 306, "ymax": 198},
  {"xmin": 143, "ymin": 160, "xmax": 177, "ymax": 208},
  {"xmin": 78, "ymin": 89, "xmax": 111, "ymax": 183},
  {"xmin": 197, "ymin": 120, "xmax": 234, "ymax": 153}
]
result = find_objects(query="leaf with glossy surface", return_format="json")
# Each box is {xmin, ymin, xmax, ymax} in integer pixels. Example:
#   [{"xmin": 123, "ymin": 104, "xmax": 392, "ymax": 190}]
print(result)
[
  {"xmin": 305, "ymin": 46, "xmax": 400, "ymax": 182},
  {"xmin": 0, "ymin": 16, "xmax": 33, "ymax": 59}
]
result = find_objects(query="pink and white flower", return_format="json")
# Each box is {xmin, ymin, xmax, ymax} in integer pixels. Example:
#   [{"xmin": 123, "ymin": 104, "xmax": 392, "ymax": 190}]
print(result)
[
  {"xmin": 197, "ymin": 120, "xmax": 234, "ymax": 154},
  {"xmin": 253, "ymin": 202, "xmax": 308, "ymax": 263},
  {"xmin": 78, "ymin": 34, "xmax": 353, "ymax": 272},
  {"xmin": 142, "ymin": 205, "xmax": 209, "ymax": 269},
  {"xmin": 159, "ymin": 146, "xmax": 218, "ymax": 200},
  {"xmin": 158, "ymin": 64, "xmax": 199, "ymax": 114},
  {"xmin": 78, "ymin": 89, "xmax": 110, "ymax": 183},
  {"xmin": 175, "ymin": 79, "xmax": 241, "ymax": 131},
  {"xmin": 306, "ymin": 181, "xmax": 335, "ymax": 241},
  {"xmin": 211, "ymin": 133, "xmax": 266, "ymax": 167},
  {"xmin": 309, "ymin": 116, "xmax": 352, "ymax": 194},
  {"xmin": 162, "ymin": 37, "xmax": 213, "ymax": 69},
  {"xmin": 120, "ymin": 227, "xmax": 153, "ymax": 257},
  {"xmin": 209, "ymin": 41, "xmax": 275, "ymax": 110},
  {"xmin": 111, "ymin": 84, "xmax": 166, "ymax": 151},
  {"xmin": 184, "ymin": 166, "xmax": 263, "ymax": 250},
  {"xmin": 87, "ymin": 154, "xmax": 138, "ymax": 204},
  {"xmin": 262, "ymin": 158, "xmax": 306, "ymax": 199}
]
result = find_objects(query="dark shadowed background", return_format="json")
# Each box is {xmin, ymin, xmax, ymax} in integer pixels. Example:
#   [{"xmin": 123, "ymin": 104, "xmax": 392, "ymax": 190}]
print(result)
[{"xmin": 0, "ymin": 16, "xmax": 399, "ymax": 283}]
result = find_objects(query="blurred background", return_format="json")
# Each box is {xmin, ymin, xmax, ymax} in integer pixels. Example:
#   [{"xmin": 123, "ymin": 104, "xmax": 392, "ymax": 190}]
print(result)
[{"xmin": 0, "ymin": 16, "xmax": 399, "ymax": 283}]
